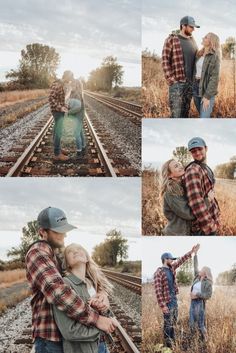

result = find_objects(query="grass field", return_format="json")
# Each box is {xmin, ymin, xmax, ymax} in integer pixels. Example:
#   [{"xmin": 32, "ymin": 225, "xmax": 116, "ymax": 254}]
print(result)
[
  {"xmin": 0, "ymin": 89, "xmax": 48, "ymax": 107},
  {"xmin": 142, "ymin": 283, "xmax": 236, "ymax": 353},
  {"xmin": 142, "ymin": 168, "xmax": 236, "ymax": 235},
  {"xmin": 142, "ymin": 54, "xmax": 236, "ymax": 118}
]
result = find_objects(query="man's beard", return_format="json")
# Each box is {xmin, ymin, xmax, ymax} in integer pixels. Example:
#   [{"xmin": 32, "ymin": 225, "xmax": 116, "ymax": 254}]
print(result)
[{"xmin": 184, "ymin": 28, "xmax": 192, "ymax": 37}]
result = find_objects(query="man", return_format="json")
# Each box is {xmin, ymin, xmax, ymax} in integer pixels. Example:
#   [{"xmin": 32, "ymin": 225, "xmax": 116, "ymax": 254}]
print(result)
[
  {"xmin": 48, "ymin": 70, "xmax": 74, "ymax": 161},
  {"xmin": 162, "ymin": 16, "xmax": 199, "ymax": 118},
  {"xmin": 154, "ymin": 244, "xmax": 200, "ymax": 348},
  {"xmin": 184, "ymin": 137, "xmax": 220, "ymax": 235},
  {"xmin": 25, "ymin": 206, "xmax": 117, "ymax": 353}
]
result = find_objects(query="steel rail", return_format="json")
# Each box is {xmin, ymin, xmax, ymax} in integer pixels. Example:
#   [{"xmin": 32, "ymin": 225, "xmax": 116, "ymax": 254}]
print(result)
[{"xmin": 116, "ymin": 322, "xmax": 140, "ymax": 353}]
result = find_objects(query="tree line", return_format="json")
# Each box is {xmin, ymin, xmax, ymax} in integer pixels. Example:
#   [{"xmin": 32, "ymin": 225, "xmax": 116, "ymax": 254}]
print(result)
[{"xmin": 1, "ymin": 43, "xmax": 124, "ymax": 92}]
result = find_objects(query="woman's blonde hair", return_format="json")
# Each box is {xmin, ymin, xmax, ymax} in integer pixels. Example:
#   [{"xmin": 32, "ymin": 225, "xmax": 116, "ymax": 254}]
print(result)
[
  {"xmin": 205, "ymin": 32, "xmax": 221, "ymax": 58},
  {"xmin": 63, "ymin": 243, "xmax": 113, "ymax": 295},
  {"xmin": 160, "ymin": 159, "xmax": 184, "ymax": 198},
  {"xmin": 201, "ymin": 266, "xmax": 213, "ymax": 282}
]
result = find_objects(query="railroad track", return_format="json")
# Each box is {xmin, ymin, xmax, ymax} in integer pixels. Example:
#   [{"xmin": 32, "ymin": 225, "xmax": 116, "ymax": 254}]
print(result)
[
  {"xmin": 102, "ymin": 269, "xmax": 142, "ymax": 295},
  {"xmin": 84, "ymin": 90, "xmax": 142, "ymax": 125},
  {"xmin": 0, "ymin": 110, "xmax": 140, "ymax": 177},
  {"xmin": 216, "ymin": 178, "xmax": 236, "ymax": 185}
]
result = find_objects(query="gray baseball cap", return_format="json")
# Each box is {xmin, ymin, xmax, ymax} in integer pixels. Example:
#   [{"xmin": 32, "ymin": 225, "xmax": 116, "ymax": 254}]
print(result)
[
  {"xmin": 188, "ymin": 137, "xmax": 207, "ymax": 151},
  {"xmin": 37, "ymin": 207, "xmax": 77, "ymax": 233},
  {"xmin": 180, "ymin": 16, "xmax": 200, "ymax": 28},
  {"xmin": 161, "ymin": 252, "xmax": 177, "ymax": 261}
]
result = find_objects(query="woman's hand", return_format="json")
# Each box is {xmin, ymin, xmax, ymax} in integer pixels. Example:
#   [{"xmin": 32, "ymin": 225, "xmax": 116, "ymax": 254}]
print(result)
[
  {"xmin": 88, "ymin": 292, "xmax": 110, "ymax": 312},
  {"xmin": 208, "ymin": 189, "xmax": 215, "ymax": 202},
  {"xmin": 202, "ymin": 97, "xmax": 210, "ymax": 112},
  {"xmin": 190, "ymin": 292, "xmax": 198, "ymax": 300}
]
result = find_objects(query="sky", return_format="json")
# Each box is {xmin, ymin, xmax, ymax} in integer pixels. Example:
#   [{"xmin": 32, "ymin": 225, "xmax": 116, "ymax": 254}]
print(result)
[
  {"xmin": 142, "ymin": 237, "xmax": 236, "ymax": 281},
  {"xmin": 143, "ymin": 0, "xmax": 236, "ymax": 55},
  {"xmin": 142, "ymin": 119, "xmax": 236, "ymax": 170},
  {"xmin": 0, "ymin": 178, "xmax": 141, "ymax": 260},
  {"xmin": 0, "ymin": 0, "xmax": 141, "ymax": 86}
]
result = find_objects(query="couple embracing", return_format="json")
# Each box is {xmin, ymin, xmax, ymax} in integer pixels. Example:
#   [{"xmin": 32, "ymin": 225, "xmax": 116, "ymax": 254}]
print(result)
[
  {"xmin": 26, "ymin": 207, "xmax": 118, "ymax": 353},
  {"xmin": 160, "ymin": 137, "xmax": 220, "ymax": 235},
  {"xmin": 49, "ymin": 71, "xmax": 86, "ymax": 161},
  {"xmin": 162, "ymin": 16, "xmax": 221, "ymax": 118},
  {"xmin": 154, "ymin": 244, "xmax": 212, "ymax": 349}
]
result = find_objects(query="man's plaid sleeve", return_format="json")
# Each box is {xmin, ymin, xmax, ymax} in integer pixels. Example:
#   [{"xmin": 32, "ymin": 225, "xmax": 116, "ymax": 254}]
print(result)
[
  {"xmin": 162, "ymin": 37, "xmax": 175, "ymax": 85},
  {"xmin": 154, "ymin": 270, "xmax": 166, "ymax": 309},
  {"xmin": 172, "ymin": 251, "xmax": 192, "ymax": 271}
]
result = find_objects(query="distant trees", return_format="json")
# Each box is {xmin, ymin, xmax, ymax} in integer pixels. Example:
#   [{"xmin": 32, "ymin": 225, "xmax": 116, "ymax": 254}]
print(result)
[
  {"xmin": 6, "ymin": 43, "xmax": 60, "ymax": 89},
  {"xmin": 92, "ymin": 229, "xmax": 128, "ymax": 267},
  {"xmin": 222, "ymin": 37, "xmax": 236, "ymax": 59},
  {"xmin": 214, "ymin": 156, "xmax": 236, "ymax": 179},
  {"xmin": 176, "ymin": 258, "xmax": 193, "ymax": 285},
  {"xmin": 172, "ymin": 146, "xmax": 192, "ymax": 167},
  {"xmin": 216, "ymin": 264, "xmax": 236, "ymax": 285},
  {"xmin": 86, "ymin": 56, "xmax": 124, "ymax": 92},
  {"xmin": 7, "ymin": 221, "xmax": 38, "ymax": 262}
]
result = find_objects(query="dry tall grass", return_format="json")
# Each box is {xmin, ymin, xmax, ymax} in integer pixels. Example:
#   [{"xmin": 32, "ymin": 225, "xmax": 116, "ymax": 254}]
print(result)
[
  {"xmin": 142, "ymin": 283, "xmax": 236, "ymax": 353},
  {"xmin": 0, "ymin": 89, "xmax": 48, "ymax": 107},
  {"xmin": 0, "ymin": 269, "xmax": 26, "ymax": 288},
  {"xmin": 0, "ymin": 288, "xmax": 30, "ymax": 314},
  {"xmin": 142, "ymin": 55, "xmax": 236, "ymax": 118},
  {"xmin": 142, "ymin": 168, "xmax": 236, "ymax": 235}
]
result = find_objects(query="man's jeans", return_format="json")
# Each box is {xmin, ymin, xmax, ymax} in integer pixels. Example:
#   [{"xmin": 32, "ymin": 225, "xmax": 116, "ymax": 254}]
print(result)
[
  {"xmin": 34, "ymin": 337, "xmax": 63, "ymax": 353},
  {"xmin": 193, "ymin": 80, "xmax": 215, "ymax": 118},
  {"xmin": 98, "ymin": 341, "xmax": 110, "ymax": 353},
  {"xmin": 52, "ymin": 112, "xmax": 65, "ymax": 156},
  {"xmin": 189, "ymin": 299, "xmax": 206, "ymax": 339},
  {"xmin": 163, "ymin": 304, "xmax": 178, "ymax": 347},
  {"xmin": 72, "ymin": 116, "xmax": 86, "ymax": 151},
  {"xmin": 169, "ymin": 81, "xmax": 193, "ymax": 118}
]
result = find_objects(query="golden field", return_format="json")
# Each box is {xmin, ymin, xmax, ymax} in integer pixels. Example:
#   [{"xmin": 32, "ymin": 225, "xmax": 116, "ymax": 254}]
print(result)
[
  {"xmin": 0, "ymin": 269, "xmax": 26, "ymax": 288},
  {"xmin": 142, "ymin": 55, "xmax": 236, "ymax": 118},
  {"xmin": 142, "ymin": 283, "xmax": 236, "ymax": 353},
  {"xmin": 0, "ymin": 89, "xmax": 48, "ymax": 107},
  {"xmin": 142, "ymin": 169, "xmax": 236, "ymax": 235}
]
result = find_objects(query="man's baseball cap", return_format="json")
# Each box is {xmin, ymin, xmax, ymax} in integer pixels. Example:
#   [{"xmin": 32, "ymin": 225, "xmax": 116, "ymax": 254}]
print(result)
[
  {"xmin": 188, "ymin": 137, "xmax": 207, "ymax": 151},
  {"xmin": 180, "ymin": 16, "xmax": 200, "ymax": 28},
  {"xmin": 161, "ymin": 252, "xmax": 177, "ymax": 261},
  {"xmin": 37, "ymin": 207, "xmax": 77, "ymax": 233}
]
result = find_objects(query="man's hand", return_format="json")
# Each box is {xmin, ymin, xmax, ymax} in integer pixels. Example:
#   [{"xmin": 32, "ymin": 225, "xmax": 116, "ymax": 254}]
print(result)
[
  {"xmin": 96, "ymin": 316, "xmax": 118, "ymax": 334},
  {"xmin": 191, "ymin": 244, "xmax": 200, "ymax": 255},
  {"xmin": 202, "ymin": 97, "xmax": 210, "ymax": 112},
  {"xmin": 88, "ymin": 292, "xmax": 110, "ymax": 312},
  {"xmin": 162, "ymin": 306, "xmax": 169, "ymax": 314},
  {"xmin": 190, "ymin": 292, "xmax": 198, "ymax": 300},
  {"xmin": 61, "ymin": 106, "xmax": 68, "ymax": 113}
]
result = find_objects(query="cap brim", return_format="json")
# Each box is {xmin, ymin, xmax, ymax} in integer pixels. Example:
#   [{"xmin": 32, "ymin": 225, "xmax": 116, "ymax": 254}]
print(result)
[
  {"xmin": 194, "ymin": 25, "xmax": 200, "ymax": 28},
  {"xmin": 50, "ymin": 223, "xmax": 77, "ymax": 233},
  {"xmin": 170, "ymin": 257, "xmax": 177, "ymax": 260}
]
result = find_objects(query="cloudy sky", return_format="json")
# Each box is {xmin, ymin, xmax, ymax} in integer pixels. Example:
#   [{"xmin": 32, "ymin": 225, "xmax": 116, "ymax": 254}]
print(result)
[
  {"xmin": 142, "ymin": 119, "xmax": 236, "ymax": 169},
  {"xmin": 0, "ymin": 0, "xmax": 141, "ymax": 86},
  {"xmin": 143, "ymin": 0, "xmax": 236, "ymax": 55},
  {"xmin": 0, "ymin": 178, "xmax": 141, "ymax": 260},
  {"xmin": 142, "ymin": 237, "xmax": 236, "ymax": 280}
]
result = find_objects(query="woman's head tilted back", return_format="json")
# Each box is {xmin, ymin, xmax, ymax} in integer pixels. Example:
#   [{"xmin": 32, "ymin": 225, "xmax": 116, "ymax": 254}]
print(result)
[
  {"xmin": 199, "ymin": 266, "xmax": 213, "ymax": 282},
  {"xmin": 160, "ymin": 159, "xmax": 185, "ymax": 197},
  {"xmin": 63, "ymin": 243, "xmax": 113, "ymax": 294}
]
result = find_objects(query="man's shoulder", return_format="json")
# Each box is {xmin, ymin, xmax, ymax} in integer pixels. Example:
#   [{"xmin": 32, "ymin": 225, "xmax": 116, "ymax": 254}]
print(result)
[
  {"xmin": 154, "ymin": 267, "xmax": 165, "ymax": 276},
  {"xmin": 26, "ymin": 240, "xmax": 53, "ymax": 258},
  {"xmin": 50, "ymin": 80, "xmax": 63, "ymax": 90},
  {"xmin": 185, "ymin": 162, "xmax": 202, "ymax": 173}
]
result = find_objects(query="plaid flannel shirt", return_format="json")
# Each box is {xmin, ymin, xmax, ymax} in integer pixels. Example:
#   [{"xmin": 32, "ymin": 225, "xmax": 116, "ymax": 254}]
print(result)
[
  {"xmin": 25, "ymin": 241, "xmax": 99, "ymax": 342},
  {"xmin": 48, "ymin": 80, "xmax": 66, "ymax": 113},
  {"xmin": 162, "ymin": 34, "xmax": 198, "ymax": 86},
  {"xmin": 184, "ymin": 163, "xmax": 220, "ymax": 235},
  {"xmin": 154, "ymin": 251, "xmax": 192, "ymax": 309}
]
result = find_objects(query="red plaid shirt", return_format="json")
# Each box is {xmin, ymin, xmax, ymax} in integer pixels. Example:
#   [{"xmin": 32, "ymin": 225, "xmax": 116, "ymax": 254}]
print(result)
[
  {"xmin": 154, "ymin": 251, "xmax": 192, "ymax": 309},
  {"xmin": 48, "ymin": 80, "xmax": 66, "ymax": 113},
  {"xmin": 25, "ymin": 241, "xmax": 99, "ymax": 342},
  {"xmin": 162, "ymin": 34, "xmax": 197, "ymax": 86},
  {"xmin": 184, "ymin": 163, "xmax": 220, "ymax": 235}
]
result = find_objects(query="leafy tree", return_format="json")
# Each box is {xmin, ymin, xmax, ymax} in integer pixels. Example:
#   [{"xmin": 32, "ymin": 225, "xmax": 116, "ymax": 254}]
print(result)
[
  {"xmin": 7, "ymin": 220, "xmax": 39, "ymax": 262},
  {"xmin": 6, "ymin": 43, "xmax": 60, "ymax": 89},
  {"xmin": 173, "ymin": 146, "xmax": 192, "ymax": 167},
  {"xmin": 222, "ymin": 37, "xmax": 236, "ymax": 59},
  {"xmin": 176, "ymin": 258, "xmax": 193, "ymax": 285},
  {"xmin": 214, "ymin": 161, "xmax": 236, "ymax": 179},
  {"xmin": 92, "ymin": 229, "xmax": 128, "ymax": 267}
]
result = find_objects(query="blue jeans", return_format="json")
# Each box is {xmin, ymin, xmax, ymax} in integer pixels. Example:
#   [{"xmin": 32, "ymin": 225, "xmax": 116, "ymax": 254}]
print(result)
[
  {"xmin": 72, "ymin": 116, "xmax": 86, "ymax": 151},
  {"xmin": 34, "ymin": 337, "xmax": 63, "ymax": 353},
  {"xmin": 163, "ymin": 303, "xmax": 178, "ymax": 347},
  {"xmin": 98, "ymin": 341, "xmax": 110, "ymax": 353},
  {"xmin": 189, "ymin": 299, "xmax": 206, "ymax": 338},
  {"xmin": 52, "ymin": 112, "xmax": 65, "ymax": 156},
  {"xmin": 169, "ymin": 81, "xmax": 193, "ymax": 118},
  {"xmin": 193, "ymin": 81, "xmax": 215, "ymax": 118}
]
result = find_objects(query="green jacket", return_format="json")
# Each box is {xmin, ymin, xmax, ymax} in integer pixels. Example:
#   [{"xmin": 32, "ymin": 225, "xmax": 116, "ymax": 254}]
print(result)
[
  {"xmin": 68, "ymin": 98, "xmax": 85, "ymax": 119},
  {"xmin": 53, "ymin": 274, "xmax": 100, "ymax": 353},
  {"xmin": 191, "ymin": 255, "xmax": 212, "ymax": 300},
  {"xmin": 199, "ymin": 52, "xmax": 220, "ymax": 100},
  {"xmin": 163, "ymin": 192, "xmax": 194, "ymax": 235}
]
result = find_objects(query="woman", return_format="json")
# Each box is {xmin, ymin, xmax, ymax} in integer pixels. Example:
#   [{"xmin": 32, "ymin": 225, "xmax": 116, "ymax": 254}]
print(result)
[
  {"xmin": 189, "ymin": 248, "xmax": 213, "ymax": 340},
  {"xmin": 160, "ymin": 159, "xmax": 195, "ymax": 235},
  {"xmin": 68, "ymin": 80, "xmax": 87, "ymax": 156},
  {"xmin": 53, "ymin": 244, "xmax": 115, "ymax": 353},
  {"xmin": 193, "ymin": 32, "xmax": 221, "ymax": 118}
]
